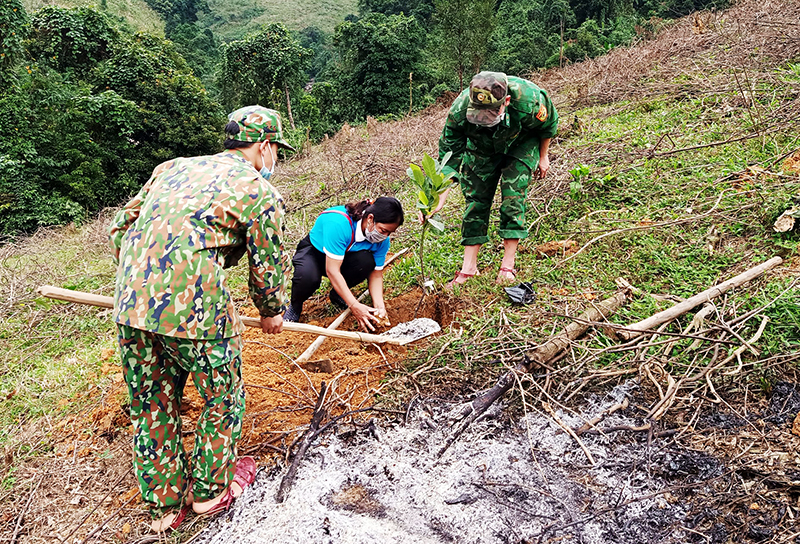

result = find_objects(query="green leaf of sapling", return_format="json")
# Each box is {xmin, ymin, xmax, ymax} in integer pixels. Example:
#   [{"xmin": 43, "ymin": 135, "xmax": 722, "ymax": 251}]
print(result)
[
  {"xmin": 409, "ymin": 164, "xmax": 425, "ymax": 187},
  {"xmin": 428, "ymin": 213, "xmax": 445, "ymax": 234},
  {"xmin": 439, "ymin": 151, "xmax": 452, "ymax": 173},
  {"xmin": 421, "ymin": 153, "xmax": 437, "ymax": 181}
]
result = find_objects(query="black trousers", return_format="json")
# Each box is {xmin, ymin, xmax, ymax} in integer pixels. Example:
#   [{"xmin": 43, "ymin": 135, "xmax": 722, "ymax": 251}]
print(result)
[{"xmin": 290, "ymin": 235, "xmax": 375, "ymax": 312}]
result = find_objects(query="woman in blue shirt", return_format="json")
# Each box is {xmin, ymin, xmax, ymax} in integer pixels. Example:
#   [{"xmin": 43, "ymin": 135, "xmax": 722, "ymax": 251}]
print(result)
[{"xmin": 285, "ymin": 197, "xmax": 404, "ymax": 331}]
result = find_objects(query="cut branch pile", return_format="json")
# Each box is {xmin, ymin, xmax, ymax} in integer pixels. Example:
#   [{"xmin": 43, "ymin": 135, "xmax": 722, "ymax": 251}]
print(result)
[
  {"xmin": 561, "ymin": 257, "xmax": 791, "ymax": 433},
  {"xmin": 438, "ymin": 256, "xmax": 791, "ymax": 455}
]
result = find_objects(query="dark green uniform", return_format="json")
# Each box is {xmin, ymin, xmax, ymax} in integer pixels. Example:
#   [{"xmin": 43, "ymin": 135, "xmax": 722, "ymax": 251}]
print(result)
[{"xmin": 439, "ymin": 76, "xmax": 559, "ymax": 245}]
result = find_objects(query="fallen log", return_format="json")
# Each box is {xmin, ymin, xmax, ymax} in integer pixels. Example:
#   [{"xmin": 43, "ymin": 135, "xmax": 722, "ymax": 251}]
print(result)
[
  {"xmin": 617, "ymin": 256, "xmax": 783, "ymax": 341},
  {"xmin": 437, "ymin": 289, "xmax": 629, "ymax": 458}
]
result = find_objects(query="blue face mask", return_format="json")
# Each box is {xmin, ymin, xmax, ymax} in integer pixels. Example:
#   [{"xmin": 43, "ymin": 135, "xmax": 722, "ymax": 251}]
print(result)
[{"xmin": 260, "ymin": 144, "xmax": 276, "ymax": 180}]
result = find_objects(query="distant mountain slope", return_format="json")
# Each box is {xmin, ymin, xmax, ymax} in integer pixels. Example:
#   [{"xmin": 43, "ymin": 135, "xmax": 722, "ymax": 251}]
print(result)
[
  {"xmin": 199, "ymin": 0, "xmax": 358, "ymax": 41},
  {"xmin": 22, "ymin": 0, "xmax": 164, "ymax": 35}
]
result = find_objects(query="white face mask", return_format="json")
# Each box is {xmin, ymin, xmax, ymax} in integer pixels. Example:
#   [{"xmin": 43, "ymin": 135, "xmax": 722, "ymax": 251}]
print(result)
[
  {"xmin": 365, "ymin": 219, "xmax": 388, "ymax": 243},
  {"xmin": 481, "ymin": 112, "xmax": 505, "ymax": 127},
  {"xmin": 259, "ymin": 144, "xmax": 276, "ymax": 180}
]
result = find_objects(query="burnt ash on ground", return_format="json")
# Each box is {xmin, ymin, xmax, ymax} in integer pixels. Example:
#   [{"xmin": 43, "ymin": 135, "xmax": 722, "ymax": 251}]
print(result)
[
  {"xmin": 193, "ymin": 382, "xmax": 734, "ymax": 544},
  {"xmin": 189, "ymin": 376, "xmax": 800, "ymax": 544}
]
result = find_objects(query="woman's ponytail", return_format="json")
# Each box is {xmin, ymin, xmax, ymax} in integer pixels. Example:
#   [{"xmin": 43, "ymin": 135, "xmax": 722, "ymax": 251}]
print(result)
[
  {"xmin": 346, "ymin": 197, "xmax": 404, "ymax": 225},
  {"xmin": 345, "ymin": 199, "xmax": 372, "ymax": 221}
]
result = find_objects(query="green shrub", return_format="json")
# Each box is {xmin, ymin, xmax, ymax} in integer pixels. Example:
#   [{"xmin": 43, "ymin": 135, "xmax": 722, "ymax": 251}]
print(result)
[{"xmin": 0, "ymin": 5, "xmax": 223, "ymax": 234}]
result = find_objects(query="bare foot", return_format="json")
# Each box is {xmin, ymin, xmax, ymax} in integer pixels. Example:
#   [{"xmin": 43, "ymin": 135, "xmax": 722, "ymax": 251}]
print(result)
[{"xmin": 151, "ymin": 511, "xmax": 178, "ymax": 533}]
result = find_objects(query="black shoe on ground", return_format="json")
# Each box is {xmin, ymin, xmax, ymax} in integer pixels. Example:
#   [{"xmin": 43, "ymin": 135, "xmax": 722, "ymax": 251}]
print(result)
[
  {"xmin": 283, "ymin": 304, "xmax": 301, "ymax": 322},
  {"xmin": 329, "ymin": 290, "xmax": 347, "ymax": 309}
]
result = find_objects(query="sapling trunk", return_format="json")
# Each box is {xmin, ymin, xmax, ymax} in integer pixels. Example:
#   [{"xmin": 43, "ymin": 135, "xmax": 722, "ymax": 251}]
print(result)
[
  {"xmin": 418, "ymin": 221, "xmax": 429, "ymax": 287},
  {"xmin": 414, "ymin": 222, "xmax": 429, "ymax": 319}
]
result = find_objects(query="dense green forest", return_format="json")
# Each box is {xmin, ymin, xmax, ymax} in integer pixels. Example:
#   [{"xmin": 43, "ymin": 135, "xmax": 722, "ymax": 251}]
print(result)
[{"xmin": 0, "ymin": 0, "xmax": 727, "ymax": 233}]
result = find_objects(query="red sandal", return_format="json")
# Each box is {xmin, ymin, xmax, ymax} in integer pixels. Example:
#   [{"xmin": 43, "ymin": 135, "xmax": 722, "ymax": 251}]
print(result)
[
  {"xmin": 198, "ymin": 456, "xmax": 257, "ymax": 517},
  {"xmin": 496, "ymin": 266, "xmax": 517, "ymax": 285},
  {"xmin": 445, "ymin": 270, "xmax": 478, "ymax": 291}
]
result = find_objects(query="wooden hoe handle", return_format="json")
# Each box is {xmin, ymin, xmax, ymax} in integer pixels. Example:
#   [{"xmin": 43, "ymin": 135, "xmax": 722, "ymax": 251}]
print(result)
[{"xmin": 35, "ymin": 285, "xmax": 400, "ymax": 345}]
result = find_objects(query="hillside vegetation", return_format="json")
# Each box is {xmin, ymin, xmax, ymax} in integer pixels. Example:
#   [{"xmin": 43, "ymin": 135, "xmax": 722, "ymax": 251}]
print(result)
[
  {"xmin": 1, "ymin": 0, "xmax": 799, "ymax": 542},
  {"xmin": 22, "ymin": 0, "xmax": 163, "ymax": 34},
  {"xmin": 2, "ymin": 0, "xmax": 728, "ymax": 235},
  {"xmin": 200, "ymin": 0, "xmax": 357, "ymax": 39}
]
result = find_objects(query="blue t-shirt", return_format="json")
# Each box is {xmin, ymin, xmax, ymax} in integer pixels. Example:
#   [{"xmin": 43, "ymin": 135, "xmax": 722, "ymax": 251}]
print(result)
[{"xmin": 309, "ymin": 206, "xmax": 391, "ymax": 270}]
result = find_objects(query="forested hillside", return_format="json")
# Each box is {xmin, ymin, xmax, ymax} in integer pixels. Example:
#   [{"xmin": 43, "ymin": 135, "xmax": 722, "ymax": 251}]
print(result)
[{"xmin": 2, "ymin": 0, "xmax": 728, "ymax": 234}]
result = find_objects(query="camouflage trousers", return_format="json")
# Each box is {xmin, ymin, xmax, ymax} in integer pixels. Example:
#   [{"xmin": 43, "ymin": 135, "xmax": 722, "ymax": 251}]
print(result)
[
  {"xmin": 460, "ymin": 154, "xmax": 533, "ymax": 245},
  {"xmin": 117, "ymin": 325, "xmax": 245, "ymax": 518}
]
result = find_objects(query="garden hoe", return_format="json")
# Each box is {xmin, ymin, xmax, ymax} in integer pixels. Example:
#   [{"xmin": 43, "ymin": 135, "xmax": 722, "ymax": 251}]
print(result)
[{"xmin": 36, "ymin": 286, "xmax": 441, "ymax": 346}]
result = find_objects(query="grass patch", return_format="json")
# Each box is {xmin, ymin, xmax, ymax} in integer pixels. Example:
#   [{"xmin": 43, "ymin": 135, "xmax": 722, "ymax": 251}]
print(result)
[
  {"xmin": 0, "ymin": 220, "xmax": 117, "ymax": 447},
  {"xmin": 22, "ymin": 0, "xmax": 164, "ymax": 35}
]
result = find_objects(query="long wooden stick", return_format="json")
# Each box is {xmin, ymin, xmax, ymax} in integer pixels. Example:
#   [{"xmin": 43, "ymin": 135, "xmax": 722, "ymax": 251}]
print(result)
[
  {"xmin": 617, "ymin": 256, "xmax": 783, "ymax": 340},
  {"xmin": 295, "ymin": 248, "xmax": 409, "ymax": 363},
  {"xmin": 36, "ymin": 286, "xmax": 400, "ymax": 345},
  {"xmin": 437, "ymin": 289, "xmax": 629, "ymax": 458}
]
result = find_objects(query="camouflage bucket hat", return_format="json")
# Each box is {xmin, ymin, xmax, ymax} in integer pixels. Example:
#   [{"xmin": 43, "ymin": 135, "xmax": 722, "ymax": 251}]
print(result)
[
  {"xmin": 466, "ymin": 71, "xmax": 508, "ymax": 126},
  {"xmin": 226, "ymin": 105, "xmax": 296, "ymax": 151}
]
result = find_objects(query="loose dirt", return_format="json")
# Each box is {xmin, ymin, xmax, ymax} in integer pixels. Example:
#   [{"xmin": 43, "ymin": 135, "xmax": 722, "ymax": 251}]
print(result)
[
  {"xmin": 178, "ymin": 289, "xmax": 451, "ymax": 457},
  {"xmin": 80, "ymin": 289, "xmax": 449, "ymax": 457}
]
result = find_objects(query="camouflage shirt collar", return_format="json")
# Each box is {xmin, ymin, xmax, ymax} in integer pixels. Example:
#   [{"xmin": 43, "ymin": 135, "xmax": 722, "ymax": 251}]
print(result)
[
  {"xmin": 218, "ymin": 150, "xmax": 259, "ymax": 172},
  {"xmin": 500, "ymin": 111, "xmax": 511, "ymax": 128}
]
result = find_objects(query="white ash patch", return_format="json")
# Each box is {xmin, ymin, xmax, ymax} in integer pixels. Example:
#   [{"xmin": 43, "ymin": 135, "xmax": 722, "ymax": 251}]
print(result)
[
  {"xmin": 195, "ymin": 381, "xmax": 689, "ymax": 544},
  {"xmin": 383, "ymin": 318, "xmax": 441, "ymax": 343}
]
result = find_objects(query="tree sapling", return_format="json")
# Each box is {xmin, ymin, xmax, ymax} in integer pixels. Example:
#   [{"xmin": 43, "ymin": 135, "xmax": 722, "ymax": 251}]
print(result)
[{"xmin": 407, "ymin": 151, "xmax": 455, "ymax": 291}]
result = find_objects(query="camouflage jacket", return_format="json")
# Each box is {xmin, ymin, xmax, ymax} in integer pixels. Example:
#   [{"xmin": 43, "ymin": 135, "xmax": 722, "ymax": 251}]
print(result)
[
  {"xmin": 109, "ymin": 152, "xmax": 289, "ymax": 340},
  {"xmin": 438, "ymin": 76, "xmax": 559, "ymax": 180}
]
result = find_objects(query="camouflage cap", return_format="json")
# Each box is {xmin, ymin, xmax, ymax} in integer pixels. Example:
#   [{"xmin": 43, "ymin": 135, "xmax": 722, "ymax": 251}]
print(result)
[
  {"xmin": 226, "ymin": 105, "xmax": 295, "ymax": 151},
  {"xmin": 466, "ymin": 71, "xmax": 509, "ymax": 125}
]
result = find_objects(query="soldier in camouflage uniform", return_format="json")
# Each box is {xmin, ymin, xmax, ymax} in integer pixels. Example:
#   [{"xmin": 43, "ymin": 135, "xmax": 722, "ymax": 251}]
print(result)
[
  {"xmin": 109, "ymin": 105, "xmax": 292, "ymax": 532},
  {"xmin": 434, "ymin": 71, "xmax": 559, "ymax": 286}
]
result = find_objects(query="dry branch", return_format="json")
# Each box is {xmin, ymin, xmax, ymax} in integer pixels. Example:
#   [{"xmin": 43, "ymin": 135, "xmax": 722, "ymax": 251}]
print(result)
[
  {"xmin": 11, "ymin": 475, "xmax": 42, "ymax": 544},
  {"xmin": 543, "ymin": 402, "xmax": 596, "ymax": 466},
  {"xmin": 35, "ymin": 286, "xmax": 402, "ymax": 345},
  {"xmin": 437, "ymin": 289, "xmax": 629, "ymax": 458},
  {"xmin": 573, "ymin": 398, "xmax": 629, "ymax": 435},
  {"xmin": 275, "ymin": 382, "xmax": 328, "ymax": 503},
  {"xmin": 618, "ymin": 256, "xmax": 782, "ymax": 340}
]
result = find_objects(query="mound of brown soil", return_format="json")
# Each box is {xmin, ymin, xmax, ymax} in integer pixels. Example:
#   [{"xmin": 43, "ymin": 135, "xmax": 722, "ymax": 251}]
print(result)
[{"xmin": 179, "ymin": 289, "xmax": 449, "ymax": 457}]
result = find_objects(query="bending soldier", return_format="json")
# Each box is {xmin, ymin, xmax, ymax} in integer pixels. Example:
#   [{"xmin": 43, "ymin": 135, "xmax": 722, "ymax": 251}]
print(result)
[
  {"xmin": 433, "ymin": 71, "xmax": 559, "ymax": 287},
  {"xmin": 109, "ymin": 106, "xmax": 292, "ymax": 532}
]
